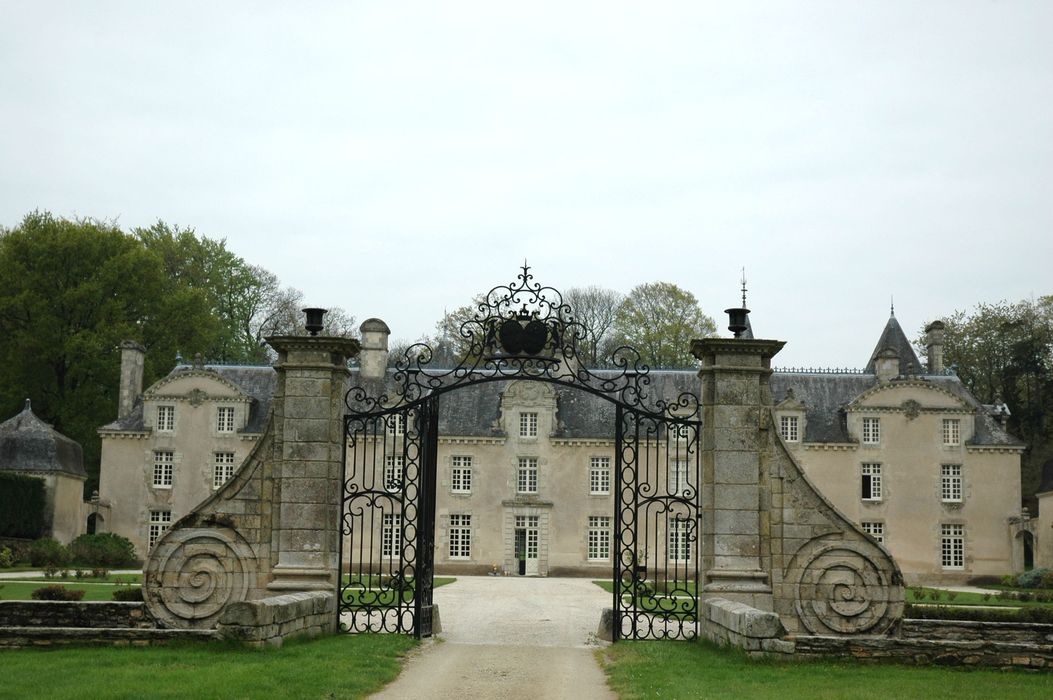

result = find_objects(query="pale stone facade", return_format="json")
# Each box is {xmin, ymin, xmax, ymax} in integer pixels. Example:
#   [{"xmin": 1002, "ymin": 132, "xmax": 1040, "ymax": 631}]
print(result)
[{"xmin": 99, "ymin": 312, "xmax": 1024, "ymax": 583}]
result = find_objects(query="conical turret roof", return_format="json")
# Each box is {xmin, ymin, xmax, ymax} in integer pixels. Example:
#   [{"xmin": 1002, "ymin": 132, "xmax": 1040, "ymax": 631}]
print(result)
[
  {"xmin": 0, "ymin": 400, "xmax": 86, "ymax": 478},
  {"xmin": 864, "ymin": 312, "xmax": 922, "ymax": 374}
]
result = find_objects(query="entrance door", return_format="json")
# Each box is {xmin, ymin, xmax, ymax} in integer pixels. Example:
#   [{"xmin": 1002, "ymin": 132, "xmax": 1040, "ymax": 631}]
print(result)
[{"xmin": 514, "ymin": 515, "xmax": 539, "ymax": 576}]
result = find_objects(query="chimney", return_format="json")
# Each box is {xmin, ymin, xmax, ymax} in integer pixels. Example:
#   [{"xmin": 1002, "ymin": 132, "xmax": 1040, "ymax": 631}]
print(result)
[
  {"xmin": 874, "ymin": 347, "xmax": 900, "ymax": 383},
  {"xmin": 925, "ymin": 320, "xmax": 945, "ymax": 374},
  {"xmin": 118, "ymin": 341, "xmax": 146, "ymax": 419},
  {"xmin": 358, "ymin": 318, "xmax": 390, "ymax": 381}
]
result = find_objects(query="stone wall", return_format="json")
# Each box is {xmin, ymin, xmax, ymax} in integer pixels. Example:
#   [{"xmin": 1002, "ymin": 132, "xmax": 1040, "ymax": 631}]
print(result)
[
  {"xmin": 0, "ymin": 601, "xmax": 154, "ymax": 628},
  {"xmin": 699, "ymin": 597, "xmax": 793, "ymax": 655},
  {"xmin": 216, "ymin": 591, "xmax": 335, "ymax": 648}
]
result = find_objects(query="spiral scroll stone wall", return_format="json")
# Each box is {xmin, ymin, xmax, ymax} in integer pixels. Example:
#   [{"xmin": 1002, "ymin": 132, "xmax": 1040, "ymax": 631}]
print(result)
[{"xmin": 145, "ymin": 527, "xmax": 259, "ymax": 629}]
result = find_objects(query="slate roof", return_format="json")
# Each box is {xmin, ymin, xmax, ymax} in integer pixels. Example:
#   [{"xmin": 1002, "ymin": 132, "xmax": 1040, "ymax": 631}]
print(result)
[
  {"xmin": 0, "ymin": 400, "xmax": 87, "ymax": 478},
  {"xmin": 864, "ymin": 313, "xmax": 923, "ymax": 373},
  {"xmin": 99, "ymin": 365, "xmax": 276, "ymax": 435},
  {"xmin": 770, "ymin": 373, "xmax": 874, "ymax": 443}
]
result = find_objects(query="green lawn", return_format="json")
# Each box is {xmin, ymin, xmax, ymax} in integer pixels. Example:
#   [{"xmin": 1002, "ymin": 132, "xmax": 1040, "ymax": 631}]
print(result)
[
  {"xmin": 0, "ymin": 634, "xmax": 417, "ymax": 699},
  {"xmin": 601, "ymin": 640, "xmax": 1052, "ymax": 700},
  {"xmin": 907, "ymin": 587, "xmax": 1052, "ymax": 608},
  {"xmin": 4, "ymin": 573, "xmax": 143, "ymax": 584},
  {"xmin": 0, "ymin": 581, "xmax": 140, "ymax": 601},
  {"xmin": 341, "ymin": 576, "xmax": 455, "ymax": 605}
]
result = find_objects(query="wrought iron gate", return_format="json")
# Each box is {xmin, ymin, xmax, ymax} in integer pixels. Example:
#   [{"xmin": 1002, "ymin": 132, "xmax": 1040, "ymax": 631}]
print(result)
[{"xmin": 338, "ymin": 266, "xmax": 700, "ymax": 640}]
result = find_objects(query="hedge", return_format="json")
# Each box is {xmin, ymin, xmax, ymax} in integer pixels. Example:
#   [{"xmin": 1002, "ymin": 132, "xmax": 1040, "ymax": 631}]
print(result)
[
  {"xmin": 0, "ymin": 472, "xmax": 46, "ymax": 538},
  {"xmin": 906, "ymin": 603, "xmax": 1053, "ymax": 624}
]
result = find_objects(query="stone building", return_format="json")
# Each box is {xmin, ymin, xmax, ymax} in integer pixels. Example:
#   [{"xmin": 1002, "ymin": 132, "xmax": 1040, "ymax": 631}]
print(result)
[
  {"xmin": 0, "ymin": 399, "xmax": 91, "ymax": 543},
  {"xmin": 97, "ymin": 313, "xmax": 1025, "ymax": 583}
]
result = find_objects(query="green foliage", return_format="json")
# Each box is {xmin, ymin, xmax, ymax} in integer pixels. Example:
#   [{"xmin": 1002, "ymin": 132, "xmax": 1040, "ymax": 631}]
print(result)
[
  {"xmin": 111, "ymin": 586, "xmax": 143, "ymax": 601},
  {"xmin": 920, "ymin": 297, "xmax": 1053, "ymax": 506},
  {"xmin": 68, "ymin": 533, "xmax": 136, "ymax": 567},
  {"xmin": 0, "ymin": 473, "xmax": 46, "ymax": 538},
  {"xmin": 29, "ymin": 538, "xmax": 70, "ymax": 567},
  {"xmin": 905, "ymin": 603, "xmax": 1053, "ymax": 624},
  {"xmin": 0, "ymin": 547, "xmax": 14, "ymax": 567},
  {"xmin": 30, "ymin": 584, "xmax": 85, "ymax": 601},
  {"xmin": 1014, "ymin": 568, "xmax": 1051, "ymax": 589},
  {"xmin": 612, "ymin": 282, "xmax": 717, "ymax": 368}
]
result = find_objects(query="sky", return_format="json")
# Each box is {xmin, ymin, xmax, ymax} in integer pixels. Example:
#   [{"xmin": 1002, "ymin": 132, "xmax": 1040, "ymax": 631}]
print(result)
[{"xmin": 1, "ymin": 1, "xmax": 1050, "ymax": 368}]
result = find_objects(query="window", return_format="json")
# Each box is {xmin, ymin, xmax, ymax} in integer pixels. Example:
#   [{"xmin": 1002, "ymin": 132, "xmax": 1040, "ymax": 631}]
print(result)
[
  {"xmin": 589, "ymin": 456, "xmax": 611, "ymax": 495},
  {"xmin": 153, "ymin": 451, "xmax": 174, "ymax": 488},
  {"xmin": 519, "ymin": 412, "xmax": 538, "ymax": 438},
  {"xmin": 449, "ymin": 514, "xmax": 471, "ymax": 559},
  {"xmin": 861, "ymin": 463, "xmax": 882, "ymax": 501},
  {"xmin": 156, "ymin": 405, "xmax": 175, "ymax": 432},
  {"xmin": 382, "ymin": 513, "xmax": 402, "ymax": 558},
  {"xmin": 384, "ymin": 455, "xmax": 405, "ymax": 492},
  {"xmin": 779, "ymin": 415, "xmax": 799, "ymax": 442},
  {"xmin": 387, "ymin": 413, "xmax": 405, "ymax": 437},
  {"xmin": 941, "ymin": 524, "xmax": 964, "ymax": 569},
  {"xmin": 217, "ymin": 406, "xmax": 235, "ymax": 433},
  {"xmin": 588, "ymin": 516, "xmax": 611, "ymax": 560},
  {"xmin": 942, "ymin": 419, "xmax": 960, "ymax": 446},
  {"xmin": 148, "ymin": 510, "xmax": 172, "ymax": 548},
  {"xmin": 667, "ymin": 518, "xmax": 692, "ymax": 563},
  {"xmin": 941, "ymin": 464, "xmax": 962, "ymax": 502},
  {"xmin": 667, "ymin": 460, "xmax": 690, "ymax": 496},
  {"xmin": 451, "ymin": 456, "xmax": 473, "ymax": 494},
  {"xmin": 861, "ymin": 521, "xmax": 884, "ymax": 544},
  {"xmin": 213, "ymin": 452, "xmax": 235, "ymax": 489},
  {"xmin": 669, "ymin": 423, "xmax": 692, "ymax": 442},
  {"xmin": 517, "ymin": 457, "xmax": 538, "ymax": 494},
  {"xmin": 862, "ymin": 417, "xmax": 880, "ymax": 444}
]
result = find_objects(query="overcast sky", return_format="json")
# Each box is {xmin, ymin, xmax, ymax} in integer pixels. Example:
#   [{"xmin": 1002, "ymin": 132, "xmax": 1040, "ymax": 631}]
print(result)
[{"xmin": 2, "ymin": 2, "xmax": 1050, "ymax": 368}]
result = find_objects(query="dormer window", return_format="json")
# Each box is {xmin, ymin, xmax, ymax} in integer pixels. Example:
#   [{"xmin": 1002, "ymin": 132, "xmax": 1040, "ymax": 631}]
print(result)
[
  {"xmin": 862, "ymin": 417, "xmax": 880, "ymax": 445},
  {"xmin": 157, "ymin": 405, "xmax": 175, "ymax": 432},
  {"xmin": 779, "ymin": 415, "xmax": 800, "ymax": 442},
  {"xmin": 942, "ymin": 419, "xmax": 960, "ymax": 446},
  {"xmin": 217, "ymin": 406, "xmax": 235, "ymax": 433}
]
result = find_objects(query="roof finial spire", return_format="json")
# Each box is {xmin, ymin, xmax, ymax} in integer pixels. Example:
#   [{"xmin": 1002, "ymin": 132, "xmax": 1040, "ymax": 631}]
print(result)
[
  {"xmin": 890, "ymin": 295, "xmax": 895, "ymax": 317},
  {"xmin": 740, "ymin": 267, "xmax": 748, "ymax": 308}
]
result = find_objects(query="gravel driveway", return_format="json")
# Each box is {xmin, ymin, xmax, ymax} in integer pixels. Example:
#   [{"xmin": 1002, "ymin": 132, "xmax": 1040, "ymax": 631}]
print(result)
[{"xmin": 369, "ymin": 576, "xmax": 616, "ymax": 699}]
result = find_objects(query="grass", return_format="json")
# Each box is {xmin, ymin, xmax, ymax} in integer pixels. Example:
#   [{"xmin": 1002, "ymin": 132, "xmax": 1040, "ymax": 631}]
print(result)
[
  {"xmin": 0, "ymin": 581, "xmax": 140, "ymax": 601},
  {"xmin": 601, "ymin": 639, "xmax": 1053, "ymax": 700},
  {"xmin": 341, "ymin": 576, "xmax": 456, "ymax": 606},
  {"xmin": 0, "ymin": 634, "xmax": 417, "ymax": 699},
  {"xmin": 4, "ymin": 573, "xmax": 143, "ymax": 584}
]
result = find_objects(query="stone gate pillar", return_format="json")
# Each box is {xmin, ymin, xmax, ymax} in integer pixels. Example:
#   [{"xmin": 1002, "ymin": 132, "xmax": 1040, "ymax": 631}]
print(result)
[
  {"xmin": 693, "ymin": 337, "xmax": 784, "ymax": 610},
  {"xmin": 265, "ymin": 335, "xmax": 360, "ymax": 592}
]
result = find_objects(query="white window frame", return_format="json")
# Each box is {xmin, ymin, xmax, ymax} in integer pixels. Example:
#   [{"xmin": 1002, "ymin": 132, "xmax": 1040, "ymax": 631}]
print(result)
[
  {"xmin": 941, "ymin": 464, "xmax": 963, "ymax": 503},
  {"xmin": 217, "ymin": 406, "xmax": 236, "ymax": 433},
  {"xmin": 519, "ymin": 412, "xmax": 538, "ymax": 438},
  {"xmin": 941, "ymin": 523, "xmax": 965, "ymax": 569},
  {"xmin": 942, "ymin": 418, "xmax": 961, "ymax": 446},
  {"xmin": 861, "ymin": 521, "xmax": 884, "ymax": 544},
  {"xmin": 861, "ymin": 463, "xmax": 882, "ymax": 501},
  {"xmin": 451, "ymin": 456, "xmax": 473, "ymax": 494},
  {"xmin": 667, "ymin": 518, "xmax": 692, "ymax": 563},
  {"xmin": 779, "ymin": 415, "xmax": 800, "ymax": 442},
  {"xmin": 153, "ymin": 451, "xmax": 174, "ymax": 489},
  {"xmin": 517, "ymin": 456, "xmax": 538, "ymax": 494},
  {"xmin": 156, "ymin": 405, "xmax": 175, "ymax": 432},
  {"xmin": 862, "ymin": 417, "xmax": 880, "ymax": 445},
  {"xmin": 589, "ymin": 456, "xmax": 611, "ymax": 495},
  {"xmin": 448, "ymin": 514, "xmax": 471, "ymax": 559},
  {"xmin": 387, "ymin": 413, "xmax": 406, "ymax": 437},
  {"xmin": 667, "ymin": 459, "xmax": 690, "ymax": 496},
  {"xmin": 384, "ymin": 454, "xmax": 405, "ymax": 492},
  {"xmin": 382, "ymin": 513, "xmax": 402, "ymax": 559},
  {"xmin": 588, "ymin": 516, "xmax": 611, "ymax": 561},
  {"xmin": 213, "ymin": 452, "xmax": 236, "ymax": 489},
  {"xmin": 148, "ymin": 510, "xmax": 172, "ymax": 548}
]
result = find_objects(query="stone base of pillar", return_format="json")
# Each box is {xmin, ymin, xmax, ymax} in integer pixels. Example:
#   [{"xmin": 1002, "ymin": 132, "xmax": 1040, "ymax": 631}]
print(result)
[
  {"xmin": 267, "ymin": 565, "xmax": 335, "ymax": 593},
  {"xmin": 703, "ymin": 569, "xmax": 773, "ymax": 610}
]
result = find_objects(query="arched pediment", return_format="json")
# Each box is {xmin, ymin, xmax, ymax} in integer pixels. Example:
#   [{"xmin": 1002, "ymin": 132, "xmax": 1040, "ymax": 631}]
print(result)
[
  {"xmin": 144, "ymin": 369, "xmax": 250, "ymax": 402},
  {"xmin": 846, "ymin": 379, "xmax": 971, "ymax": 413}
]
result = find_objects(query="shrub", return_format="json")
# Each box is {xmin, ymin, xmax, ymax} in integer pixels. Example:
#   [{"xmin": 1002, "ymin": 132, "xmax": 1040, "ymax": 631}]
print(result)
[
  {"xmin": 1015, "ymin": 568, "xmax": 1050, "ymax": 589},
  {"xmin": 1000, "ymin": 574, "xmax": 1016, "ymax": 587},
  {"xmin": 1041, "ymin": 571, "xmax": 1053, "ymax": 590},
  {"xmin": 69, "ymin": 533, "xmax": 136, "ymax": 567},
  {"xmin": 30, "ymin": 585, "xmax": 85, "ymax": 601},
  {"xmin": 29, "ymin": 538, "xmax": 69, "ymax": 567},
  {"xmin": 111, "ymin": 587, "xmax": 143, "ymax": 602},
  {"xmin": 982, "ymin": 592, "xmax": 992, "ymax": 602},
  {"xmin": 946, "ymin": 591, "xmax": 958, "ymax": 601},
  {"xmin": 91, "ymin": 568, "xmax": 109, "ymax": 579},
  {"xmin": 0, "ymin": 546, "xmax": 14, "ymax": 568}
]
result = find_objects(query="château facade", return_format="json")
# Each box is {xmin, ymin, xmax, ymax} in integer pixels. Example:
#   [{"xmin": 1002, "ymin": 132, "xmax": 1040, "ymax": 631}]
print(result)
[{"xmin": 97, "ymin": 314, "xmax": 1026, "ymax": 584}]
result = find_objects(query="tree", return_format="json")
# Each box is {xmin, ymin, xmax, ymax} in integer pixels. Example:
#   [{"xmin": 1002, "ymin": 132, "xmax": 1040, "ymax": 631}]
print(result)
[
  {"xmin": 0, "ymin": 212, "xmax": 217, "ymax": 491},
  {"xmin": 920, "ymin": 296, "xmax": 1053, "ymax": 507},
  {"xmin": 612, "ymin": 282, "xmax": 717, "ymax": 368},
  {"xmin": 563, "ymin": 286, "xmax": 624, "ymax": 367}
]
